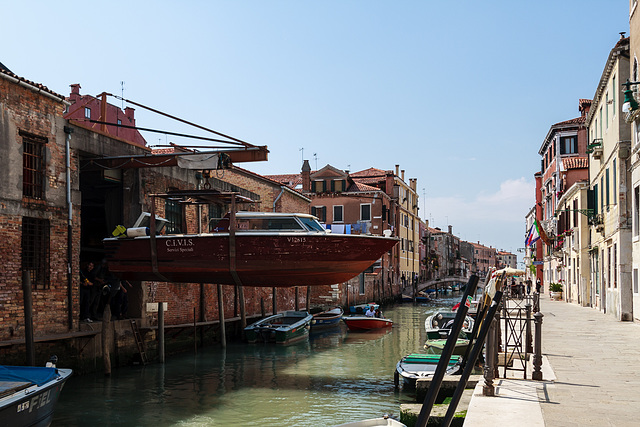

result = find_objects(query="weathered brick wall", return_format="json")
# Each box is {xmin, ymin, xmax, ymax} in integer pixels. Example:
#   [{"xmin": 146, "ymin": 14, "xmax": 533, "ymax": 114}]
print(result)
[{"xmin": 0, "ymin": 76, "xmax": 82, "ymax": 340}]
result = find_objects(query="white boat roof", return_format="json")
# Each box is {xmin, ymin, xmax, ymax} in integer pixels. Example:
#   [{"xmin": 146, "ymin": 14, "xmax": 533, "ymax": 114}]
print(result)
[{"xmin": 235, "ymin": 211, "xmax": 318, "ymax": 219}]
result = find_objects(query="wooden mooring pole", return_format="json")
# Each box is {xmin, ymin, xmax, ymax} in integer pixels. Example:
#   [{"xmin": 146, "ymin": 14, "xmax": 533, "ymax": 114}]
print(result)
[
  {"xmin": 217, "ymin": 284, "xmax": 226, "ymax": 348},
  {"xmin": 158, "ymin": 301, "xmax": 165, "ymax": 363},
  {"xmin": 22, "ymin": 271, "xmax": 35, "ymax": 366}
]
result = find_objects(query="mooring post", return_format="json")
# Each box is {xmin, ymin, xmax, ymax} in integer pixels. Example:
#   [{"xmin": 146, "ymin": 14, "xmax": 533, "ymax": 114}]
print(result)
[
  {"xmin": 307, "ymin": 286, "xmax": 311, "ymax": 310},
  {"xmin": 217, "ymin": 284, "xmax": 226, "ymax": 348},
  {"xmin": 102, "ymin": 301, "xmax": 112, "ymax": 375},
  {"xmin": 158, "ymin": 301, "xmax": 165, "ymax": 364},
  {"xmin": 482, "ymin": 313, "xmax": 497, "ymax": 396},
  {"xmin": 533, "ymin": 291, "xmax": 540, "ymax": 313},
  {"xmin": 525, "ymin": 303, "xmax": 533, "ymax": 354},
  {"xmin": 193, "ymin": 307, "xmax": 197, "ymax": 354},
  {"xmin": 532, "ymin": 311, "xmax": 544, "ymax": 380},
  {"xmin": 295, "ymin": 286, "xmax": 299, "ymax": 311},
  {"xmin": 22, "ymin": 270, "xmax": 35, "ymax": 366},
  {"xmin": 272, "ymin": 287, "xmax": 277, "ymax": 315}
]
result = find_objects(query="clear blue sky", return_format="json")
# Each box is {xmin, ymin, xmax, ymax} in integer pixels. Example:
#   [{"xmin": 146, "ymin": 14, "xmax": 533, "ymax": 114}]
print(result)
[{"xmin": 1, "ymin": 1, "xmax": 631, "ymax": 262}]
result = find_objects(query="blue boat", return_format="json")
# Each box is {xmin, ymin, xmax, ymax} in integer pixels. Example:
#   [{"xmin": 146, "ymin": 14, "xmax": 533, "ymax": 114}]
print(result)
[
  {"xmin": 349, "ymin": 303, "xmax": 379, "ymax": 314},
  {"xmin": 0, "ymin": 363, "xmax": 72, "ymax": 427},
  {"xmin": 310, "ymin": 307, "xmax": 343, "ymax": 329}
]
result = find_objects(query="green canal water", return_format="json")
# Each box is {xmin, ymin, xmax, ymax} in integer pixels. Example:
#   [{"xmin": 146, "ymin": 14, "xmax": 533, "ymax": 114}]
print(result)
[{"xmin": 53, "ymin": 294, "xmax": 465, "ymax": 426}]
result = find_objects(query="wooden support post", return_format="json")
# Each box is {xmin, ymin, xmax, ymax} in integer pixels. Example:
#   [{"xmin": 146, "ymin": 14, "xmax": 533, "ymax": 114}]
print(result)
[
  {"xmin": 158, "ymin": 301, "xmax": 165, "ymax": 364},
  {"xmin": 306, "ymin": 286, "xmax": 311, "ymax": 310},
  {"xmin": 22, "ymin": 271, "xmax": 35, "ymax": 366},
  {"xmin": 193, "ymin": 307, "xmax": 197, "ymax": 354},
  {"xmin": 295, "ymin": 287, "xmax": 299, "ymax": 311},
  {"xmin": 102, "ymin": 302, "xmax": 112, "ymax": 375},
  {"xmin": 272, "ymin": 287, "xmax": 277, "ymax": 314},
  {"xmin": 217, "ymin": 284, "xmax": 226, "ymax": 348}
]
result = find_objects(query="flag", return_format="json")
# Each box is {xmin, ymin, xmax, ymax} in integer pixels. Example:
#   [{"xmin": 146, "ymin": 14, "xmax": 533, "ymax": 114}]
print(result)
[
  {"xmin": 525, "ymin": 221, "xmax": 540, "ymax": 247},
  {"xmin": 451, "ymin": 302, "xmax": 460, "ymax": 311},
  {"xmin": 526, "ymin": 219, "xmax": 553, "ymax": 247}
]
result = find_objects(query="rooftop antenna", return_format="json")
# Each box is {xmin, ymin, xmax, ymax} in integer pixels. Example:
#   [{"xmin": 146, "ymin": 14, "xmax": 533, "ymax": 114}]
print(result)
[
  {"xmin": 299, "ymin": 147, "xmax": 304, "ymax": 164},
  {"xmin": 120, "ymin": 81, "xmax": 125, "ymax": 110},
  {"xmin": 423, "ymin": 188, "xmax": 426, "ymax": 217},
  {"xmin": 313, "ymin": 153, "xmax": 318, "ymax": 170}
]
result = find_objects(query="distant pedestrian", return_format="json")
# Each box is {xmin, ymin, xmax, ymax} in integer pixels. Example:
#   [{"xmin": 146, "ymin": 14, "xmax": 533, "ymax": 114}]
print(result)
[
  {"xmin": 526, "ymin": 280, "xmax": 532, "ymax": 295},
  {"xmin": 536, "ymin": 278, "xmax": 541, "ymax": 293}
]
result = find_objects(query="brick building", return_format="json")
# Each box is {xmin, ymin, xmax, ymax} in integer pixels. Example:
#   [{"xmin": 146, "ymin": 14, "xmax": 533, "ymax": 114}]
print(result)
[{"xmin": 0, "ymin": 67, "xmax": 308, "ymax": 371}]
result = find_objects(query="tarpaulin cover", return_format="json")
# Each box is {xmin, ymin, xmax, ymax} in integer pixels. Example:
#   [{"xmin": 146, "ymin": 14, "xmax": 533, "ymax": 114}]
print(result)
[{"xmin": 0, "ymin": 365, "xmax": 57, "ymax": 387}]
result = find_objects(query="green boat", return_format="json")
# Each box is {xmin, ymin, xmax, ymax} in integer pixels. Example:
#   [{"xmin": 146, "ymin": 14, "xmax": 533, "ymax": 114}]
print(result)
[
  {"xmin": 424, "ymin": 336, "xmax": 470, "ymax": 356},
  {"xmin": 244, "ymin": 311, "xmax": 313, "ymax": 344}
]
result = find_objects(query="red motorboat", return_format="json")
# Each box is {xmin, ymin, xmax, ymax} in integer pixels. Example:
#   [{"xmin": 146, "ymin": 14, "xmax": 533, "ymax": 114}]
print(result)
[
  {"xmin": 104, "ymin": 193, "xmax": 397, "ymax": 287},
  {"xmin": 342, "ymin": 316, "xmax": 394, "ymax": 331}
]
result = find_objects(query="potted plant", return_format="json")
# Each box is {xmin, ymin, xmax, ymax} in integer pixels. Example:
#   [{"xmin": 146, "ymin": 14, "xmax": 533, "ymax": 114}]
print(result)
[{"xmin": 549, "ymin": 282, "xmax": 563, "ymax": 300}]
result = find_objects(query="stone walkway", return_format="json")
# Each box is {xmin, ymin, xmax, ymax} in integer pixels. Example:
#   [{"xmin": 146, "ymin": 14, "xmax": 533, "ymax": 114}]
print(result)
[{"xmin": 464, "ymin": 292, "xmax": 640, "ymax": 426}]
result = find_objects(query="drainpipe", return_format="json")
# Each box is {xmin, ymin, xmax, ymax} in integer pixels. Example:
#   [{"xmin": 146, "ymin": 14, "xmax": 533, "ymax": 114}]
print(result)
[
  {"xmin": 273, "ymin": 187, "xmax": 285, "ymax": 212},
  {"xmin": 64, "ymin": 126, "xmax": 74, "ymax": 330}
]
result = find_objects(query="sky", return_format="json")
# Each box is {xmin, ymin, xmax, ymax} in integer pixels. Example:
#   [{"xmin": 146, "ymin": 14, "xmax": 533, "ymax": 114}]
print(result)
[{"xmin": 1, "ymin": 1, "xmax": 631, "ymax": 264}]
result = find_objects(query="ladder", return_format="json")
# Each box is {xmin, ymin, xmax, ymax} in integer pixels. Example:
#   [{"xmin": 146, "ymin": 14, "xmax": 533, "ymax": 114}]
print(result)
[{"xmin": 130, "ymin": 319, "xmax": 148, "ymax": 365}]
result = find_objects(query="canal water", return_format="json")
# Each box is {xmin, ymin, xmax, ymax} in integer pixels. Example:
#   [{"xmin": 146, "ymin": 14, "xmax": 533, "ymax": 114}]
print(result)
[{"xmin": 53, "ymin": 293, "xmax": 465, "ymax": 427}]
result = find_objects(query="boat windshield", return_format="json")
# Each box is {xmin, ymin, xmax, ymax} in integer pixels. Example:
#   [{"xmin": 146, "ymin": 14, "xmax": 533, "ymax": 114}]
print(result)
[
  {"xmin": 237, "ymin": 217, "xmax": 306, "ymax": 231},
  {"xmin": 298, "ymin": 216, "xmax": 326, "ymax": 232}
]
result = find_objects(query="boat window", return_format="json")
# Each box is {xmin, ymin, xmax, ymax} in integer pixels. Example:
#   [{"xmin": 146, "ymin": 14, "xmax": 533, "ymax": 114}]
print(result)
[
  {"xmin": 266, "ymin": 218, "xmax": 305, "ymax": 230},
  {"xmin": 299, "ymin": 216, "xmax": 326, "ymax": 232},
  {"xmin": 238, "ymin": 217, "xmax": 306, "ymax": 231}
]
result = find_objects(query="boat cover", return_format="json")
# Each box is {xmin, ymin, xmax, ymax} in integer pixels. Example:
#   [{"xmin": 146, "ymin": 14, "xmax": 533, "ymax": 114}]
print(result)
[{"xmin": 0, "ymin": 365, "xmax": 58, "ymax": 387}]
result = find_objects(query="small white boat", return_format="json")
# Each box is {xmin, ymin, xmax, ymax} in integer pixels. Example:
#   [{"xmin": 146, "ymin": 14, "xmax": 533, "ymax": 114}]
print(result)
[
  {"xmin": 333, "ymin": 415, "xmax": 406, "ymax": 427},
  {"xmin": 424, "ymin": 311, "xmax": 474, "ymax": 338}
]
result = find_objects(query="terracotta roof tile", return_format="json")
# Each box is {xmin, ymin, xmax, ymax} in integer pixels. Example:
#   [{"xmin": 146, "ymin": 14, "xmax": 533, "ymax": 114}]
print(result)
[
  {"xmin": 553, "ymin": 116, "xmax": 585, "ymax": 127},
  {"xmin": 350, "ymin": 167, "xmax": 391, "ymax": 178},
  {"xmin": 0, "ymin": 66, "xmax": 66, "ymax": 101},
  {"xmin": 562, "ymin": 157, "xmax": 588, "ymax": 169},
  {"xmin": 348, "ymin": 181, "xmax": 380, "ymax": 192},
  {"xmin": 264, "ymin": 173, "xmax": 302, "ymax": 188}
]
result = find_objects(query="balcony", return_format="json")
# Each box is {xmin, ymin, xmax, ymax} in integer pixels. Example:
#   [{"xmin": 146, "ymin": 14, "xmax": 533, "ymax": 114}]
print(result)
[{"xmin": 586, "ymin": 138, "xmax": 603, "ymax": 159}]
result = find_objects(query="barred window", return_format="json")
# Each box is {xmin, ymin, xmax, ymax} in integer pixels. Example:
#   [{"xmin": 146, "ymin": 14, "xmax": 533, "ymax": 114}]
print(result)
[
  {"xmin": 165, "ymin": 199, "xmax": 183, "ymax": 234},
  {"xmin": 22, "ymin": 132, "xmax": 47, "ymax": 200},
  {"xmin": 22, "ymin": 217, "xmax": 50, "ymax": 289}
]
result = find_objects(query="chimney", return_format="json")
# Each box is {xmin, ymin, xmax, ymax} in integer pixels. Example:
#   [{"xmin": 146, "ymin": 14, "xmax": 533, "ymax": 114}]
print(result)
[
  {"xmin": 125, "ymin": 107, "xmax": 135, "ymax": 122},
  {"xmin": 395, "ymin": 164, "xmax": 399, "ymax": 176},
  {"xmin": 448, "ymin": 225, "xmax": 452, "ymax": 234},
  {"xmin": 401, "ymin": 170, "xmax": 405, "ymax": 181},
  {"xmin": 70, "ymin": 84, "xmax": 81, "ymax": 95},
  {"xmin": 301, "ymin": 160, "xmax": 311, "ymax": 192}
]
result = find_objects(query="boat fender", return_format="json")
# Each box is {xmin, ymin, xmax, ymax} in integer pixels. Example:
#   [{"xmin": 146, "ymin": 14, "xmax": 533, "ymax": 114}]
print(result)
[{"xmin": 126, "ymin": 227, "xmax": 150, "ymax": 237}]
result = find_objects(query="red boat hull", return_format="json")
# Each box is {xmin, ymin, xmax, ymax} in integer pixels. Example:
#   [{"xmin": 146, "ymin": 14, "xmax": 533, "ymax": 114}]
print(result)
[
  {"xmin": 342, "ymin": 316, "xmax": 394, "ymax": 331},
  {"xmin": 104, "ymin": 233, "xmax": 397, "ymax": 287}
]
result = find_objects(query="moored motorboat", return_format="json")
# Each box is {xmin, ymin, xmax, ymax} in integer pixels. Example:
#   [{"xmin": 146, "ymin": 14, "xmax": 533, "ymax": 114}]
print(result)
[
  {"xmin": 0, "ymin": 362, "xmax": 72, "ymax": 427},
  {"xmin": 333, "ymin": 415, "xmax": 406, "ymax": 427},
  {"xmin": 424, "ymin": 311, "xmax": 474, "ymax": 338},
  {"xmin": 395, "ymin": 353, "xmax": 462, "ymax": 388},
  {"xmin": 423, "ymin": 337, "xmax": 470, "ymax": 356},
  {"xmin": 310, "ymin": 307, "xmax": 344, "ymax": 329},
  {"xmin": 244, "ymin": 311, "xmax": 313, "ymax": 344},
  {"xmin": 349, "ymin": 303, "xmax": 379, "ymax": 314},
  {"xmin": 104, "ymin": 204, "xmax": 398, "ymax": 287},
  {"xmin": 342, "ymin": 316, "xmax": 393, "ymax": 331}
]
